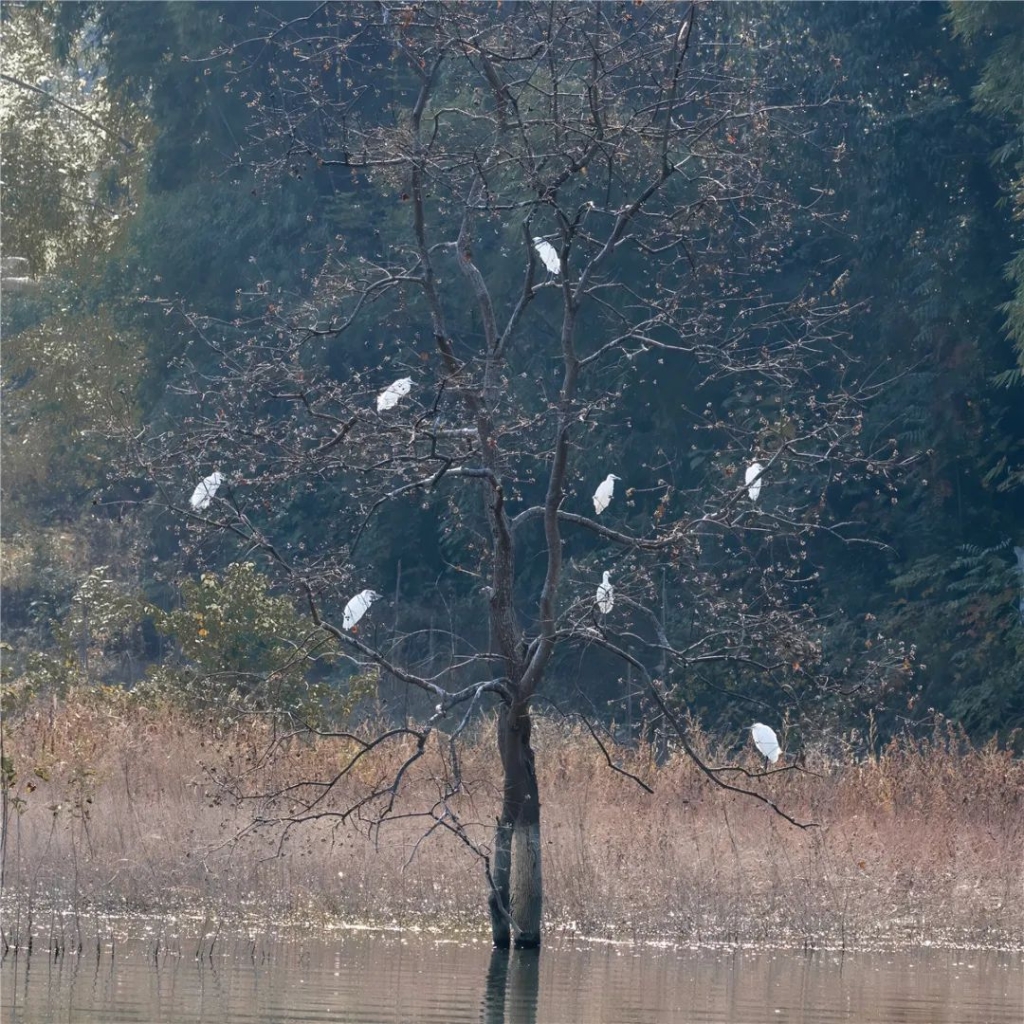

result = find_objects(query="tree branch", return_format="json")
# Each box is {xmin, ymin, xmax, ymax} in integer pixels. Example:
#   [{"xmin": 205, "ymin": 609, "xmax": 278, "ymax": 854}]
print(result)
[{"xmin": 1, "ymin": 71, "xmax": 136, "ymax": 151}]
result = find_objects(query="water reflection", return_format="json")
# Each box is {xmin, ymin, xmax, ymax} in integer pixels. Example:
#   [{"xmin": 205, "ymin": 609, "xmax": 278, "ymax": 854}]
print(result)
[
  {"xmin": 1, "ymin": 926, "xmax": 1021, "ymax": 1024},
  {"xmin": 484, "ymin": 947, "xmax": 540, "ymax": 1024}
]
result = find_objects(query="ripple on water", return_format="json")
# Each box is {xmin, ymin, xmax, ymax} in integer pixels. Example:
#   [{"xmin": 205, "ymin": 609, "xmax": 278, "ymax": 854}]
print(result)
[{"xmin": 2, "ymin": 929, "xmax": 1022, "ymax": 1024}]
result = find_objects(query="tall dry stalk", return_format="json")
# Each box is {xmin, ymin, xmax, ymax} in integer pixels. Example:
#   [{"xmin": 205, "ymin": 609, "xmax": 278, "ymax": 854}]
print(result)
[{"xmin": 2, "ymin": 694, "xmax": 1021, "ymax": 949}]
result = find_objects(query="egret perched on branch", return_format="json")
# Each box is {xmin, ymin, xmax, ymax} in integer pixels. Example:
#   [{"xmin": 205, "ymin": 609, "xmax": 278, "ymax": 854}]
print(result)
[
  {"xmin": 376, "ymin": 377, "xmax": 413, "ymax": 412},
  {"xmin": 592, "ymin": 473, "xmax": 621, "ymax": 515},
  {"xmin": 750, "ymin": 722, "xmax": 781, "ymax": 767},
  {"xmin": 595, "ymin": 570, "xmax": 614, "ymax": 614},
  {"xmin": 532, "ymin": 237, "xmax": 561, "ymax": 275},
  {"xmin": 745, "ymin": 461, "xmax": 764, "ymax": 502},
  {"xmin": 343, "ymin": 589, "xmax": 382, "ymax": 631},
  {"xmin": 189, "ymin": 471, "xmax": 224, "ymax": 511}
]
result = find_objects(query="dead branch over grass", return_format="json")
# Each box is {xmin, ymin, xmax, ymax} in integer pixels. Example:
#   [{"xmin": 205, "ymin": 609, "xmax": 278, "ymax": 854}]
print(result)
[{"xmin": 1, "ymin": 691, "xmax": 1021, "ymax": 950}]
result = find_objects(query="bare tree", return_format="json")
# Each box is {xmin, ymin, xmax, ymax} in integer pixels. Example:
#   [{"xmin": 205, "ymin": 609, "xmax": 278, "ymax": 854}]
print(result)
[{"xmin": 135, "ymin": 2, "xmax": 906, "ymax": 948}]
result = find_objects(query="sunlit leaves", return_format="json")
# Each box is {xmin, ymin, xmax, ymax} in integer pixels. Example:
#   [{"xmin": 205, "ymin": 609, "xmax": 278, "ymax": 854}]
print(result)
[
  {"xmin": 0, "ymin": 5, "xmax": 148, "ymax": 275},
  {"xmin": 149, "ymin": 561, "xmax": 364, "ymax": 722},
  {"xmin": 1, "ymin": 307, "xmax": 144, "ymax": 517}
]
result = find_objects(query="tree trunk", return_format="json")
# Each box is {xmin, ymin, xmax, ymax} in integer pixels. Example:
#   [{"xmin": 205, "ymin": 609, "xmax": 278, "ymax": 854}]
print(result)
[{"xmin": 489, "ymin": 704, "xmax": 543, "ymax": 948}]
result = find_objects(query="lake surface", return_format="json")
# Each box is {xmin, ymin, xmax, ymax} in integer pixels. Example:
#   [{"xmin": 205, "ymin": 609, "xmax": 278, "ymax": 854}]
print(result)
[{"xmin": 1, "ymin": 926, "xmax": 1021, "ymax": 1023}]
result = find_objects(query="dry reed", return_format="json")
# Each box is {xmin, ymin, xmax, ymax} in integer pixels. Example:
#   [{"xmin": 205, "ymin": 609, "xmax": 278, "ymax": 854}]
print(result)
[{"xmin": 2, "ymin": 691, "xmax": 1021, "ymax": 951}]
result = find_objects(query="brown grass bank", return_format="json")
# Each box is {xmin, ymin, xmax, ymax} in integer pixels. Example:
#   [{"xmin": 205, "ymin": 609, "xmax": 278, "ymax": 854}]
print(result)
[{"xmin": 1, "ymin": 691, "xmax": 1021, "ymax": 950}]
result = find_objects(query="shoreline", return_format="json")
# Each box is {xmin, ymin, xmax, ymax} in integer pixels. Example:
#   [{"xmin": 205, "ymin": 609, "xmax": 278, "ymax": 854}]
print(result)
[{"xmin": 2, "ymin": 901, "xmax": 1022, "ymax": 957}]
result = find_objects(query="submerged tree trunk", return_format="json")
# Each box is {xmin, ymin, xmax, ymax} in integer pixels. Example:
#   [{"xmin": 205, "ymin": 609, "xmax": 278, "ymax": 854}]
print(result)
[{"xmin": 489, "ymin": 704, "xmax": 543, "ymax": 949}]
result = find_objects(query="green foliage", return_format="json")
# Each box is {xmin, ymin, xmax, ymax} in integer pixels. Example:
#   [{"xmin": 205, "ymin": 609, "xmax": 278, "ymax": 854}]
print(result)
[
  {"xmin": 949, "ymin": 2, "xmax": 1024, "ymax": 372},
  {"xmin": 0, "ymin": 7, "xmax": 153, "ymax": 681},
  {"xmin": 0, "ymin": 3, "xmax": 149, "ymax": 274},
  {"xmin": 763, "ymin": 2, "xmax": 1024, "ymax": 737},
  {"xmin": 121, "ymin": 179, "xmax": 326, "ymax": 314},
  {"xmin": 1, "ymin": 300, "xmax": 145, "ymax": 523},
  {"xmin": 1, "ymin": 562, "xmax": 146, "ymax": 715},
  {"xmin": 54, "ymin": 1, "xmax": 270, "ymax": 189},
  {"xmin": 4, "ymin": 0, "xmax": 1024, "ymax": 743},
  {"xmin": 891, "ymin": 541, "xmax": 1024, "ymax": 736},
  {"xmin": 146, "ymin": 562, "xmax": 372, "ymax": 723},
  {"xmin": 66, "ymin": 564, "xmax": 142, "ymax": 644}
]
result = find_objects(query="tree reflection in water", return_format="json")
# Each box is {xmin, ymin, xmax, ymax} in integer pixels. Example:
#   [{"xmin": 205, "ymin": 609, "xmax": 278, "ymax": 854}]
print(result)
[{"xmin": 484, "ymin": 947, "xmax": 540, "ymax": 1024}]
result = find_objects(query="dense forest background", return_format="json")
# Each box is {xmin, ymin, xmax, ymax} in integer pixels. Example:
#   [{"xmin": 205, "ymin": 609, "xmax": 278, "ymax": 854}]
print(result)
[{"xmin": 3, "ymin": 0, "xmax": 1023, "ymax": 750}]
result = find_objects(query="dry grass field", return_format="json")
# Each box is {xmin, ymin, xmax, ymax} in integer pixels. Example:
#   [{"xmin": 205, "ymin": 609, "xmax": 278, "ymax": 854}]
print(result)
[{"xmin": 2, "ymin": 690, "xmax": 1021, "ymax": 951}]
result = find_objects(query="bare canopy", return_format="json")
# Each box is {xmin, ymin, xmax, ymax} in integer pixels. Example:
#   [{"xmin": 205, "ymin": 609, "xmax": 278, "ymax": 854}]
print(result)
[{"xmin": 136, "ymin": 2, "xmax": 908, "ymax": 950}]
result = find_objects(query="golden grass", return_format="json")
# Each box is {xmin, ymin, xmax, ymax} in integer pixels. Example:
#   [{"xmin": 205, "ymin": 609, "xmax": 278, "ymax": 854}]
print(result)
[{"xmin": 2, "ymin": 691, "xmax": 1021, "ymax": 950}]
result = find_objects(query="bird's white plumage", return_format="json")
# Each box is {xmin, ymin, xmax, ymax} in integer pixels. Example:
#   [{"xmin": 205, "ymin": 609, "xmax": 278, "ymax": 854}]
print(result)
[
  {"xmin": 532, "ymin": 237, "xmax": 561, "ymax": 275},
  {"xmin": 343, "ymin": 589, "xmax": 382, "ymax": 630},
  {"xmin": 190, "ymin": 471, "xmax": 224, "ymax": 511},
  {"xmin": 750, "ymin": 722, "xmax": 781, "ymax": 763},
  {"xmin": 592, "ymin": 473, "xmax": 621, "ymax": 515},
  {"xmin": 377, "ymin": 377, "xmax": 413, "ymax": 412},
  {"xmin": 745, "ymin": 461, "xmax": 764, "ymax": 502},
  {"xmin": 595, "ymin": 570, "xmax": 614, "ymax": 614}
]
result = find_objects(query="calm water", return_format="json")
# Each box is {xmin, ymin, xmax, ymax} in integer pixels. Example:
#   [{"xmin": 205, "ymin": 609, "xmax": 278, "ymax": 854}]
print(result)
[{"xmin": 1, "ymin": 928, "xmax": 1021, "ymax": 1024}]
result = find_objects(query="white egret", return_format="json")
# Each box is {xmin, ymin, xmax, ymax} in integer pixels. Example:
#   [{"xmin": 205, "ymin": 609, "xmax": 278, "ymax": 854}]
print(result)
[
  {"xmin": 595, "ymin": 570, "xmax": 614, "ymax": 614},
  {"xmin": 189, "ymin": 471, "xmax": 224, "ymax": 511},
  {"xmin": 532, "ymin": 237, "xmax": 561, "ymax": 275},
  {"xmin": 592, "ymin": 473, "xmax": 621, "ymax": 515},
  {"xmin": 376, "ymin": 377, "xmax": 413, "ymax": 412},
  {"xmin": 745, "ymin": 461, "xmax": 764, "ymax": 502},
  {"xmin": 343, "ymin": 589, "xmax": 382, "ymax": 631},
  {"xmin": 750, "ymin": 722, "xmax": 781, "ymax": 766}
]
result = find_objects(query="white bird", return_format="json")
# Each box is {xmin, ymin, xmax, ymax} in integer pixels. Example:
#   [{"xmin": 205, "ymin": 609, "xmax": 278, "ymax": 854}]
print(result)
[
  {"xmin": 592, "ymin": 473, "xmax": 621, "ymax": 515},
  {"xmin": 745, "ymin": 461, "xmax": 764, "ymax": 502},
  {"xmin": 189, "ymin": 471, "xmax": 224, "ymax": 511},
  {"xmin": 750, "ymin": 722, "xmax": 781, "ymax": 765},
  {"xmin": 532, "ymin": 237, "xmax": 561, "ymax": 275},
  {"xmin": 376, "ymin": 377, "xmax": 413, "ymax": 412},
  {"xmin": 343, "ymin": 589, "xmax": 382, "ymax": 631},
  {"xmin": 595, "ymin": 570, "xmax": 615, "ymax": 614}
]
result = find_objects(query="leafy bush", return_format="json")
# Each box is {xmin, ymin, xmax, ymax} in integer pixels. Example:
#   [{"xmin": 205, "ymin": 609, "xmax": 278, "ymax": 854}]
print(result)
[{"xmin": 145, "ymin": 562, "xmax": 373, "ymax": 724}]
